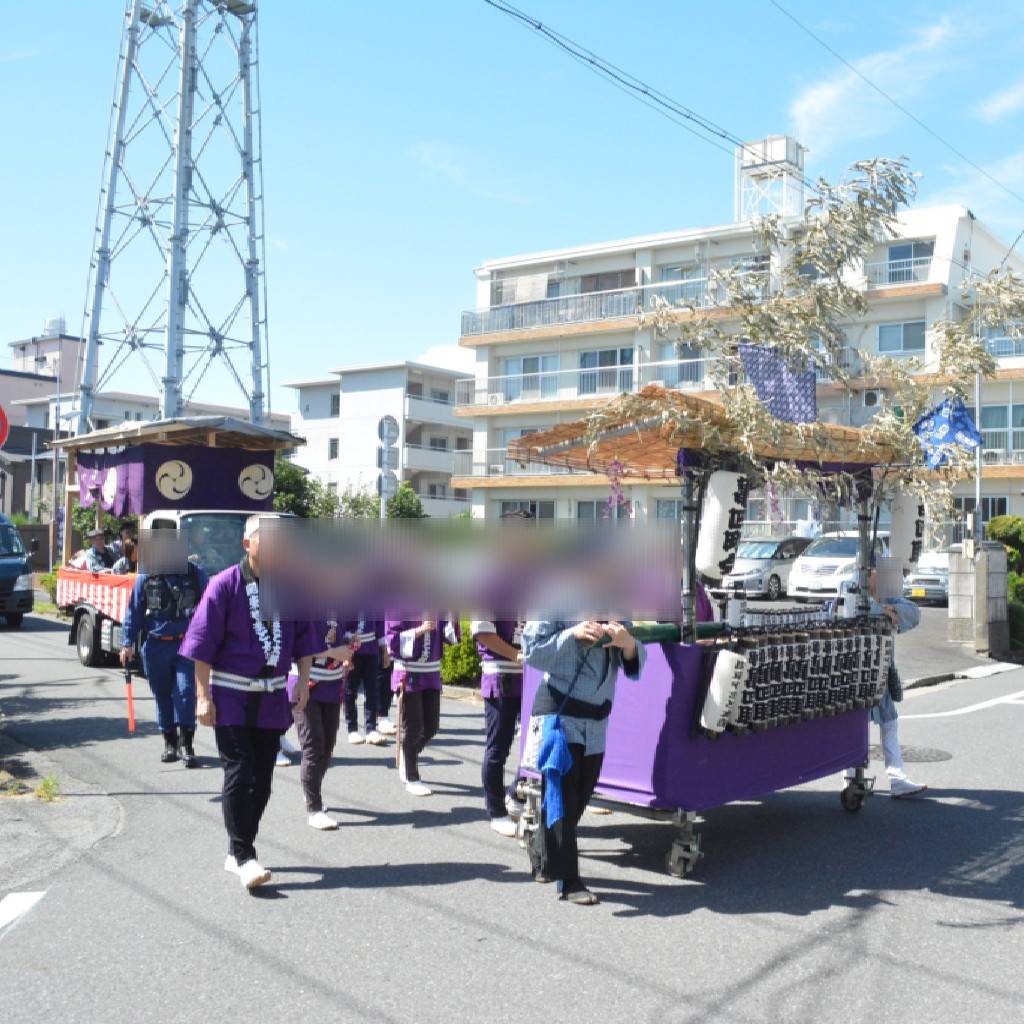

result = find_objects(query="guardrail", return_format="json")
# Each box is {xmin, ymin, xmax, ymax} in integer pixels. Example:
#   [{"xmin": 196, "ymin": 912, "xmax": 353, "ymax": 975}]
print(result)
[{"xmin": 864, "ymin": 257, "xmax": 932, "ymax": 287}]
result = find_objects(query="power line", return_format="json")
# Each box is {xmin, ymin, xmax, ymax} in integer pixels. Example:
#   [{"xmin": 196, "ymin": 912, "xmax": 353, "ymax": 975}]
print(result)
[
  {"xmin": 482, "ymin": 0, "xmax": 823, "ymax": 197},
  {"xmin": 767, "ymin": 0, "xmax": 1024, "ymax": 212}
]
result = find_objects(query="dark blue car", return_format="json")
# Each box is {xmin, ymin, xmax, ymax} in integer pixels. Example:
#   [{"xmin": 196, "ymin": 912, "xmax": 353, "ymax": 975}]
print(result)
[{"xmin": 0, "ymin": 513, "xmax": 36, "ymax": 628}]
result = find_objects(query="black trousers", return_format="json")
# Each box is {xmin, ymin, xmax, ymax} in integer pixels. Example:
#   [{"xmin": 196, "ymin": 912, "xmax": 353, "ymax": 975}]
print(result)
[
  {"xmin": 292, "ymin": 699, "xmax": 342, "ymax": 813},
  {"xmin": 482, "ymin": 695, "xmax": 519, "ymax": 818},
  {"xmin": 400, "ymin": 689, "xmax": 440, "ymax": 782},
  {"xmin": 344, "ymin": 652, "xmax": 379, "ymax": 734},
  {"xmin": 378, "ymin": 662, "xmax": 394, "ymax": 718},
  {"xmin": 215, "ymin": 724, "xmax": 283, "ymax": 864},
  {"xmin": 530, "ymin": 744, "xmax": 603, "ymax": 883}
]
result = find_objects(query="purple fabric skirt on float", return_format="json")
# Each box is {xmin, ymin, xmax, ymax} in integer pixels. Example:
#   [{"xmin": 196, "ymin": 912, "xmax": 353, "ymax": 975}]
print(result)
[{"xmin": 519, "ymin": 642, "xmax": 869, "ymax": 812}]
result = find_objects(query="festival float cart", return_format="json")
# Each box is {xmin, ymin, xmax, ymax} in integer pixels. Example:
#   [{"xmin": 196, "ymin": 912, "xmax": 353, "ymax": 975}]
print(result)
[
  {"xmin": 507, "ymin": 385, "xmax": 916, "ymax": 877},
  {"xmin": 52, "ymin": 416, "xmax": 302, "ymax": 667}
]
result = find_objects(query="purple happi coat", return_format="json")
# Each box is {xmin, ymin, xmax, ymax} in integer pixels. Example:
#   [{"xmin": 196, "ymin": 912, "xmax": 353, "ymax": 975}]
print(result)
[
  {"xmin": 287, "ymin": 619, "xmax": 346, "ymax": 705},
  {"xmin": 180, "ymin": 563, "xmax": 321, "ymax": 730},
  {"xmin": 470, "ymin": 618, "xmax": 524, "ymax": 699},
  {"xmin": 386, "ymin": 618, "xmax": 457, "ymax": 693}
]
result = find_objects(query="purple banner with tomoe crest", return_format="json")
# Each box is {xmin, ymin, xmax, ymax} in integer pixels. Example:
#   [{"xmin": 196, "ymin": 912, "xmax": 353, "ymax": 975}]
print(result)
[{"xmin": 77, "ymin": 444, "xmax": 275, "ymax": 515}]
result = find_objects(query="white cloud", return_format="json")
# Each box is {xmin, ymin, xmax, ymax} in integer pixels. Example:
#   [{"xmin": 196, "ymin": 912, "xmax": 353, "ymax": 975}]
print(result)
[
  {"xmin": 919, "ymin": 148, "xmax": 1024, "ymax": 234},
  {"xmin": 414, "ymin": 343, "xmax": 475, "ymax": 374},
  {"xmin": 789, "ymin": 18, "xmax": 955, "ymax": 158},
  {"xmin": 408, "ymin": 142, "xmax": 529, "ymax": 206},
  {"xmin": 976, "ymin": 78, "xmax": 1024, "ymax": 123}
]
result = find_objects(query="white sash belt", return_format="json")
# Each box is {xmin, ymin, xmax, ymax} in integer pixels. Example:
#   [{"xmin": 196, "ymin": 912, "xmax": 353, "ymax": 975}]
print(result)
[
  {"xmin": 393, "ymin": 659, "xmax": 441, "ymax": 674},
  {"xmin": 481, "ymin": 660, "xmax": 522, "ymax": 674},
  {"xmin": 211, "ymin": 670, "xmax": 288, "ymax": 693}
]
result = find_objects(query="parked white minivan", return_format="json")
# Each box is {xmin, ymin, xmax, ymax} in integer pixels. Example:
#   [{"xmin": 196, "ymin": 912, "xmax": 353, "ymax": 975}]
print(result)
[{"xmin": 787, "ymin": 530, "xmax": 889, "ymax": 602}]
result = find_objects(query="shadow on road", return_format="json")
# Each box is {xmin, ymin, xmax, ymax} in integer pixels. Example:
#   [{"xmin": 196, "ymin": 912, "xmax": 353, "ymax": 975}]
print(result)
[
  {"xmin": 578, "ymin": 787, "xmax": 1024, "ymax": 920},
  {"xmin": 269, "ymin": 859, "xmax": 519, "ymax": 893}
]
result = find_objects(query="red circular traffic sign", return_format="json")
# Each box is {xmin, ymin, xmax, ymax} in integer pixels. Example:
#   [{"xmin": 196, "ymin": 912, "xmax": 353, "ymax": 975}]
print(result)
[{"xmin": 0, "ymin": 403, "xmax": 9, "ymax": 450}]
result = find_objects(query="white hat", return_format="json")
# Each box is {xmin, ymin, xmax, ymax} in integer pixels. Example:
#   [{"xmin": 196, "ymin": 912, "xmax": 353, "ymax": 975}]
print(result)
[{"xmin": 244, "ymin": 513, "xmax": 282, "ymax": 539}]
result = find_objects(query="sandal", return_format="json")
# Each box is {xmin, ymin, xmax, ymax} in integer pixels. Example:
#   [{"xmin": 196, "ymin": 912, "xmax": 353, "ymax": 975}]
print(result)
[{"xmin": 558, "ymin": 880, "xmax": 599, "ymax": 905}]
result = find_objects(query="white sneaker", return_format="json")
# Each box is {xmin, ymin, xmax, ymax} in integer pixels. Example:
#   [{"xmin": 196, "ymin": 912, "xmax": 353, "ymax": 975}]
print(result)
[
  {"xmin": 365, "ymin": 730, "xmax": 387, "ymax": 746},
  {"xmin": 348, "ymin": 732, "xmax": 365, "ymax": 745},
  {"xmin": 280, "ymin": 734, "xmax": 299, "ymax": 755},
  {"xmin": 224, "ymin": 855, "xmax": 240, "ymax": 875},
  {"xmin": 890, "ymin": 778, "xmax": 927, "ymax": 799},
  {"xmin": 275, "ymin": 751, "xmax": 292, "ymax": 767},
  {"xmin": 308, "ymin": 811, "xmax": 339, "ymax": 830},
  {"xmin": 489, "ymin": 815, "xmax": 517, "ymax": 838},
  {"xmin": 586, "ymin": 804, "xmax": 612, "ymax": 816},
  {"xmin": 237, "ymin": 859, "xmax": 272, "ymax": 890},
  {"xmin": 378, "ymin": 718, "xmax": 397, "ymax": 736},
  {"xmin": 405, "ymin": 780, "xmax": 432, "ymax": 797}
]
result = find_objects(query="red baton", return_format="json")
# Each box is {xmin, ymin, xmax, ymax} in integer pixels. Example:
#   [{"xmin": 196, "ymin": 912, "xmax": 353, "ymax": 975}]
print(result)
[{"xmin": 124, "ymin": 670, "xmax": 136, "ymax": 734}]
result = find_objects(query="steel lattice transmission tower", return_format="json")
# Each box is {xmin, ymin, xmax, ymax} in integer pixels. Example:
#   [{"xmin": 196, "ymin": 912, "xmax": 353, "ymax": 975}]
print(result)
[{"xmin": 76, "ymin": 0, "xmax": 270, "ymax": 433}]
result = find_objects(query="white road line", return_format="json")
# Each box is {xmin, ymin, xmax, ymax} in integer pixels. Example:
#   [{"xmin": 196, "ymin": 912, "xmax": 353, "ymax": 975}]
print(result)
[
  {"xmin": 901, "ymin": 688, "xmax": 1024, "ymax": 720},
  {"xmin": 0, "ymin": 891, "xmax": 47, "ymax": 935}
]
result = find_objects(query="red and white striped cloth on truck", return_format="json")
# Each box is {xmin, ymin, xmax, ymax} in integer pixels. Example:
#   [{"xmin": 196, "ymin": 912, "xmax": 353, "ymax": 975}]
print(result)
[{"xmin": 56, "ymin": 568, "xmax": 135, "ymax": 623}]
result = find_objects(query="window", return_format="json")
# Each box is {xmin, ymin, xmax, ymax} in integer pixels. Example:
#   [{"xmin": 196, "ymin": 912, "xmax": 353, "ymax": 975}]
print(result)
[
  {"xmin": 500, "ymin": 499, "xmax": 555, "ymax": 520},
  {"xmin": 330, "ymin": 393, "xmax": 340, "ymax": 416},
  {"xmin": 577, "ymin": 499, "xmax": 631, "ymax": 522},
  {"xmin": 490, "ymin": 277, "xmax": 514, "ymax": 306},
  {"xmin": 503, "ymin": 354, "xmax": 559, "ymax": 401},
  {"xmin": 328, "ymin": 438, "xmax": 339, "ymax": 460},
  {"xmin": 579, "ymin": 347, "xmax": 634, "ymax": 395},
  {"xmin": 428, "ymin": 482, "xmax": 447, "ymax": 499},
  {"xmin": 546, "ymin": 277, "xmax": 561, "ymax": 299},
  {"xmin": 580, "ymin": 270, "xmax": 635, "ymax": 294},
  {"xmin": 878, "ymin": 321, "xmax": 925, "ymax": 355},
  {"xmin": 327, "ymin": 482, "xmax": 338, "ymax": 495},
  {"xmin": 455, "ymin": 436, "xmax": 471, "ymax": 450},
  {"xmin": 430, "ymin": 388, "xmax": 450, "ymax": 404},
  {"xmin": 887, "ymin": 240, "xmax": 934, "ymax": 282},
  {"xmin": 407, "ymin": 382, "xmax": 423, "ymax": 398},
  {"xmin": 657, "ymin": 340, "xmax": 703, "ymax": 388},
  {"xmin": 95, "ymin": 418, "xmax": 110, "ymax": 429},
  {"xmin": 656, "ymin": 499, "xmax": 685, "ymax": 520},
  {"xmin": 659, "ymin": 264, "xmax": 704, "ymax": 303},
  {"xmin": 955, "ymin": 496, "xmax": 1008, "ymax": 523},
  {"xmin": 429, "ymin": 437, "xmax": 449, "ymax": 451}
]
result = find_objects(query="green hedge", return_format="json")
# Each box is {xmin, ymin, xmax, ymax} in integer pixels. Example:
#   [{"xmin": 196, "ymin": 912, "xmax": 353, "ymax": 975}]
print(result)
[
  {"xmin": 986, "ymin": 515, "xmax": 1024, "ymax": 573},
  {"xmin": 1009, "ymin": 572, "xmax": 1024, "ymax": 605},
  {"xmin": 1009, "ymin": 600, "xmax": 1024, "ymax": 650},
  {"xmin": 441, "ymin": 619, "xmax": 481, "ymax": 687},
  {"xmin": 39, "ymin": 571, "xmax": 58, "ymax": 604}
]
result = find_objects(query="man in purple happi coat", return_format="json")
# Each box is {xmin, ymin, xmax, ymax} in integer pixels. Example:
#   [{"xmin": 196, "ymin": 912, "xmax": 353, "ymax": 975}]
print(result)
[
  {"xmin": 471, "ymin": 618, "xmax": 524, "ymax": 838},
  {"xmin": 181, "ymin": 515, "xmax": 320, "ymax": 892}
]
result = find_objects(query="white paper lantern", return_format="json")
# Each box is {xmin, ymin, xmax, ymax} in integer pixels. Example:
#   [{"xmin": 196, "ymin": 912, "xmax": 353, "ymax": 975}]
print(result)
[
  {"xmin": 695, "ymin": 471, "xmax": 750, "ymax": 579},
  {"xmin": 888, "ymin": 489, "xmax": 925, "ymax": 571},
  {"xmin": 701, "ymin": 649, "xmax": 749, "ymax": 733}
]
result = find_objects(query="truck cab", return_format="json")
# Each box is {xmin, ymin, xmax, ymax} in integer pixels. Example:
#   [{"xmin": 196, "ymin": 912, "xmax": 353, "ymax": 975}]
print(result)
[{"xmin": 0, "ymin": 513, "xmax": 36, "ymax": 628}]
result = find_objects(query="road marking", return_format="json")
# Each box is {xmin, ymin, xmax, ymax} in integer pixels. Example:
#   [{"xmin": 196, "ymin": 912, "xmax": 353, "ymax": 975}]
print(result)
[
  {"xmin": 902, "ymin": 688, "xmax": 1024, "ymax": 720},
  {"xmin": 0, "ymin": 891, "xmax": 46, "ymax": 935}
]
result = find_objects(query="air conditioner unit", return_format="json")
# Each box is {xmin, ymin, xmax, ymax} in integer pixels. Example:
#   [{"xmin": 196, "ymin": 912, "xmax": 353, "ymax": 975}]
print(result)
[
  {"xmin": 982, "ymin": 449, "xmax": 1001, "ymax": 466},
  {"xmin": 487, "ymin": 393, "xmax": 505, "ymax": 407},
  {"xmin": 1013, "ymin": 451, "xmax": 1024, "ymax": 465},
  {"xmin": 862, "ymin": 389, "xmax": 882, "ymax": 408},
  {"xmin": 490, "ymin": 465, "xmax": 505, "ymax": 476}
]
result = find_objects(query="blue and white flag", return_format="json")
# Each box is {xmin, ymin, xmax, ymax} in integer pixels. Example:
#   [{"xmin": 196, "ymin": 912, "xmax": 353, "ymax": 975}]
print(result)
[
  {"xmin": 738, "ymin": 344, "xmax": 818, "ymax": 423},
  {"xmin": 911, "ymin": 397, "xmax": 983, "ymax": 469}
]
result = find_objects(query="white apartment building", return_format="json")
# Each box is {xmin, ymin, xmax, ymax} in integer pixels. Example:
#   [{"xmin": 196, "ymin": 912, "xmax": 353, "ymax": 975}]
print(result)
[
  {"xmin": 451, "ymin": 136, "xmax": 1024, "ymax": 535},
  {"xmin": 285, "ymin": 361, "xmax": 473, "ymax": 517}
]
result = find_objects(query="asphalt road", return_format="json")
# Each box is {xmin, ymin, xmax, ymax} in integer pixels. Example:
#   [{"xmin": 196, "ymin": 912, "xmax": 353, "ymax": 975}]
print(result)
[{"xmin": 1, "ymin": 614, "xmax": 1023, "ymax": 1024}]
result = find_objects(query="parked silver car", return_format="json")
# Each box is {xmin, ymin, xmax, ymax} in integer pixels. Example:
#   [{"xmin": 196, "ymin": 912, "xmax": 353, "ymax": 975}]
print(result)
[
  {"xmin": 711, "ymin": 536, "xmax": 814, "ymax": 601},
  {"xmin": 903, "ymin": 550, "xmax": 950, "ymax": 605}
]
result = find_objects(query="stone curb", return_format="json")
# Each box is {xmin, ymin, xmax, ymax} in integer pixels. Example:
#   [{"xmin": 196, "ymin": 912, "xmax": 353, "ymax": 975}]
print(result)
[{"xmin": 904, "ymin": 661, "xmax": 1020, "ymax": 690}]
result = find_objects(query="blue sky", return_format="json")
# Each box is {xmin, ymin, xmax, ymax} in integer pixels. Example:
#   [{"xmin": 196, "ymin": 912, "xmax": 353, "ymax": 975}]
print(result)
[{"xmin": 2, "ymin": 0, "xmax": 1024, "ymax": 416}]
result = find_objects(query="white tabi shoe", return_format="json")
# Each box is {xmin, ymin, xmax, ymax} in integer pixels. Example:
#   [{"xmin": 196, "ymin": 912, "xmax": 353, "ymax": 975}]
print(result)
[
  {"xmin": 280, "ymin": 734, "xmax": 299, "ymax": 755},
  {"xmin": 224, "ymin": 855, "xmax": 240, "ymax": 875},
  {"xmin": 237, "ymin": 859, "xmax": 272, "ymax": 890},
  {"xmin": 365, "ymin": 730, "xmax": 387, "ymax": 746},
  {"xmin": 489, "ymin": 815, "xmax": 517, "ymax": 838},
  {"xmin": 405, "ymin": 780, "xmax": 432, "ymax": 797},
  {"xmin": 377, "ymin": 718, "xmax": 397, "ymax": 736},
  {"xmin": 275, "ymin": 750, "xmax": 292, "ymax": 768},
  {"xmin": 890, "ymin": 778, "xmax": 928, "ymax": 799},
  {"xmin": 348, "ymin": 732, "xmax": 365, "ymax": 745},
  {"xmin": 308, "ymin": 811, "xmax": 339, "ymax": 830}
]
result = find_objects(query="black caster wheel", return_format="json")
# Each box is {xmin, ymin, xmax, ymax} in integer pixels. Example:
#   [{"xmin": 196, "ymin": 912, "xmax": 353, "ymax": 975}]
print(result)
[{"xmin": 840, "ymin": 786, "xmax": 864, "ymax": 813}]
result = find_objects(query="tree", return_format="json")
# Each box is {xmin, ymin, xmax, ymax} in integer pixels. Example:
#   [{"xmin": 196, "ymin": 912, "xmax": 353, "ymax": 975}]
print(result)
[
  {"xmin": 71, "ymin": 505, "xmax": 135, "ymax": 541},
  {"xmin": 272, "ymin": 453, "xmax": 337, "ymax": 518},
  {"xmin": 337, "ymin": 485, "xmax": 380, "ymax": 519},
  {"xmin": 386, "ymin": 482, "xmax": 427, "ymax": 519}
]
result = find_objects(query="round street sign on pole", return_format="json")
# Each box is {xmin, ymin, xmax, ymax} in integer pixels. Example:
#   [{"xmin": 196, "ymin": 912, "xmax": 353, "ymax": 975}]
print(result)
[
  {"xmin": 377, "ymin": 470, "xmax": 399, "ymax": 500},
  {"xmin": 0, "ymin": 403, "xmax": 9, "ymax": 450},
  {"xmin": 377, "ymin": 415, "xmax": 400, "ymax": 446}
]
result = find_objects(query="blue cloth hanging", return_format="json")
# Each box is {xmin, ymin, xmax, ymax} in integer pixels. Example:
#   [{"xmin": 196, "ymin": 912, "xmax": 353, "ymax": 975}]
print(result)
[
  {"xmin": 537, "ymin": 714, "xmax": 574, "ymax": 828},
  {"xmin": 911, "ymin": 398, "xmax": 983, "ymax": 469}
]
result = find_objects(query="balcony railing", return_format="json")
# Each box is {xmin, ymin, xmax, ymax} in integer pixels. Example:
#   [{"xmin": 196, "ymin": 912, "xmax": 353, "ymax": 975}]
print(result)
[
  {"xmin": 452, "ymin": 448, "xmax": 577, "ymax": 479},
  {"xmin": 984, "ymin": 335, "xmax": 1024, "ymax": 358},
  {"xmin": 404, "ymin": 443, "xmax": 456, "ymax": 473},
  {"xmin": 865, "ymin": 257, "xmax": 932, "ymax": 287},
  {"xmin": 455, "ymin": 357, "xmax": 715, "ymax": 409},
  {"xmin": 461, "ymin": 271, "xmax": 767, "ymax": 337}
]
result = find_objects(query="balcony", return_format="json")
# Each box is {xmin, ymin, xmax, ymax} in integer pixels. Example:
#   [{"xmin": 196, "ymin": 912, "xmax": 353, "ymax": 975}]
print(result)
[
  {"xmin": 865, "ymin": 257, "xmax": 932, "ymax": 288},
  {"xmin": 984, "ymin": 335, "xmax": 1024, "ymax": 359},
  {"xmin": 404, "ymin": 443, "xmax": 457, "ymax": 474},
  {"xmin": 455, "ymin": 357, "xmax": 715, "ymax": 410},
  {"xmin": 404, "ymin": 392, "xmax": 461, "ymax": 428},
  {"xmin": 979, "ymin": 428, "xmax": 1024, "ymax": 466},
  {"xmin": 415, "ymin": 493, "xmax": 470, "ymax": 517},
  {"xmin": 460, "ymin": 272, "xmax": 767, "ymax": 338},
  {"xmin": 452, "ymin": 448, "xmax": 577, "ymax": 479}
]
